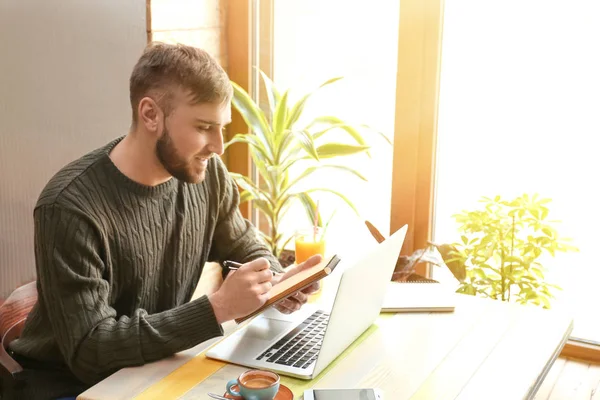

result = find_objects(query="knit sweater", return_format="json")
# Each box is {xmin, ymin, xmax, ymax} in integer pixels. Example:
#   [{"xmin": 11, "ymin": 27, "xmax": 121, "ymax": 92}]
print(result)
[{"xmin": 9, "ymin": 137, "xmax": 281, "ymax": 396}]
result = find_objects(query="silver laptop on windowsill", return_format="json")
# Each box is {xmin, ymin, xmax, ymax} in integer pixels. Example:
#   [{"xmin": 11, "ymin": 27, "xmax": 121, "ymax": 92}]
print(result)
[{"xmin": 205, "ymin": 225, "xmax": 407, "ymax": 380}]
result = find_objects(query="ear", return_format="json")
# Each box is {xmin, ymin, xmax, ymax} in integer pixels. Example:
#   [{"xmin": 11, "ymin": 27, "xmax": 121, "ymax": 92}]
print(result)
[{"xmin": 138, "ymin": 97, "xmax": 162, "ymax": 136}]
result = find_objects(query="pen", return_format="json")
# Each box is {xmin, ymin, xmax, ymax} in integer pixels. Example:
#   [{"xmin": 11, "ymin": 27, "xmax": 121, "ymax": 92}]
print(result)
[{"xmin": 223, "ymin": 260, "xmax": 242, "ymax": 271}]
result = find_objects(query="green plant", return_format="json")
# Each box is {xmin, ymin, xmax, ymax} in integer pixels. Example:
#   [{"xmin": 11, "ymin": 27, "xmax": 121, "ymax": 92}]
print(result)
[
  {"xmin": 447, "ymin": 194, "xmax": 578, "ymax": 308},
  {"xmin": 226, "ymin": 72, "xmax": 390, "ymax": 257}
]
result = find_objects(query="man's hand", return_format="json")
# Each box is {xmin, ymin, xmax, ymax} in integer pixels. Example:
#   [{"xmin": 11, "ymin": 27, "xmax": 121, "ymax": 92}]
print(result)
[
  {"xmin": 208, "ymin": 258, "xmax": 273, "ymax": 323},
  {"xmin": 272, "ymin": 254, "xmax": 323, "ymax": 314}
]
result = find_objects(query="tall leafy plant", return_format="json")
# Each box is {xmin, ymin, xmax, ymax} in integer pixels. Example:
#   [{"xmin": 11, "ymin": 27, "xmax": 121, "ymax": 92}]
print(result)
[
  {"xmin": 447, "ymin": 194, "xmax": 578, "ymax": 308},
  {"xmin": 226, "ymin": 72, "xmax": 390, "ymax": 257}
]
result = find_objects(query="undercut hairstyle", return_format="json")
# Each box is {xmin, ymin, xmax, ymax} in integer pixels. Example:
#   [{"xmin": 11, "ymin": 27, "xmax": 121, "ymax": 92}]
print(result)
[{"xmin": 129, "ymin": 42, "xmax": 233, "ymax": 127}]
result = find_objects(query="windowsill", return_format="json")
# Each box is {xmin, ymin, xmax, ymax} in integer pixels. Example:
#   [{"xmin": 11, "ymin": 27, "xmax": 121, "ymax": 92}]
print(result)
[{"xmin": 561, "ymin": 339, "xmax": 600, "ymax": 364}]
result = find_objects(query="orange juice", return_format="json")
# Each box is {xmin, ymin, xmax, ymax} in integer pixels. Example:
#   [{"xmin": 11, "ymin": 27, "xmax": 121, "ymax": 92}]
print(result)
[
  {"xmin": 294, "ymin": 228, "xmax": 326, "ymax": 301},
  {"xmin": 294, "ymin": 236, "xmax": 326, "ymax": 264},
  {"xmin": 294, "ymin": 227, "xmax": 326, "ymax": 264}
]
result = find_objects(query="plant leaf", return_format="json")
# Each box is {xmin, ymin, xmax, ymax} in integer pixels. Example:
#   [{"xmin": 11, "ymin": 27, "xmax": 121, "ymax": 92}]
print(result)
[
  {"xmin": 285, "ymin": 123, "xmax": 370, "ymax": 160},
  {"xmin": 294, "ymin": 193, "xmax": 323, "ymax": 227},
  {"xmin": 259, "ymin": 70, "xmax": 280, "ymax": 116},
  {"xmin": 281, "ymin": 233, "xmax": 296, "ymax": 250},
  {"xmin": 273, "ymin": 90, "xmax": 289, "ymax": 137},
  {"xmin": 230, "ymin": 172, "xmax": 268, "ymax": 204},
  {"xmin": 252, "ymin": 158, "xmax": 275, "ymax": 192},
  {"xmin": 542, "ymin": 227, "xmax": 554, "ymax": 238},
  {"xmin": 311, "ymin": 143, "xmax": 370, "ymax": 159},
  {"xmin": 231, "ymin": 81, "xmax": 274, "ymax": 158},
  {"xmin": 305, "ymin": 188, "xmax": 360, "ymax": 215},
  {"xmin": 294, "ymin": 130, "xmax": 320, "ymax": 161},
  {"xmin": 286, "ymin": 77, "xmax": 343, "ymax": 130},
  {"xmin": 310, "ymin": 120, "xmax": 367, "ymax": 147},
  {"xmin": 253, "ymin": 199, "xmax": 274, "ymax": 217},
  {"xmin": 279, "ymin": 155, "xmax": 305, "ymax": 175},
  {"xmin": 284, "ymin": 165, "xmax": 367, "ymax": 196},
  {"xmin": 280, "ymin": 165, "xmax": 367, "ymax": 201},
  {"xmin": 239, "ymin": 190, "xmax": 254, "ymax": 203},
  {"xmin": 358, "ymin": 123, "xmax": 393, "ymax": 145},
  {"xmin": 277, "ymin": 129, "xmax": 297, "ymax": 158},
  {"xmin": 226, "ymin": 133, "xmax": 273, "ymax": 164},
  {"xmin": 286, "ymin": 93, "xmax": 310, "ymax": 131}
]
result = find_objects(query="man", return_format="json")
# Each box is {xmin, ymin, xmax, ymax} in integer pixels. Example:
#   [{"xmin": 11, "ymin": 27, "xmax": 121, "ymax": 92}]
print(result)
[{"xmin": 8, "ymin": 42, "xmax": 320, "ymax": 399}]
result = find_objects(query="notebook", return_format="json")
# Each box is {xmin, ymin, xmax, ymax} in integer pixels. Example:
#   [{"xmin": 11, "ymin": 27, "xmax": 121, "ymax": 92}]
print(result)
[
  {"xmin": 235, "ymin": 255, "xmax": 341, "ymax": 323},
  {"xmin": 381, "ymin": 281, "xmax": 456, "ymax": 313}
]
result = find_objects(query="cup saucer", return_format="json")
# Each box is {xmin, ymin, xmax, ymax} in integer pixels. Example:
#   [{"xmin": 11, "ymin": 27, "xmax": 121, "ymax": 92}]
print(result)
[{"xmin": 223, "ymin": 383, "xmax": 294, "ymax": 399}]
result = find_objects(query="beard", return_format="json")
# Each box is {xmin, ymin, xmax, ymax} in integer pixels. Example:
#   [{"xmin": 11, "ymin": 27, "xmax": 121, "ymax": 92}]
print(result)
[{"xmin": 155, "ymin": 127, "xmax": 209, "ymax": 184}]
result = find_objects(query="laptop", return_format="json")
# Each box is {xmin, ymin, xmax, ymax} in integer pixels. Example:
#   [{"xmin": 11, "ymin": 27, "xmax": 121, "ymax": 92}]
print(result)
[{"xmin": 205, "ymin": 225, "xmax": 407, "ymax": 379}]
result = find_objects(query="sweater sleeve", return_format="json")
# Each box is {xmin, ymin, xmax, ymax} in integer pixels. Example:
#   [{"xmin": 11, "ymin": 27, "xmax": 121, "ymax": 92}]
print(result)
[
  {"xmin": 208, "ymin": 158, "xmax": 283, "ymax": 274},
  {"xmin": 34, "ymin": 204, "xmax": 224, "ymax": 384}
]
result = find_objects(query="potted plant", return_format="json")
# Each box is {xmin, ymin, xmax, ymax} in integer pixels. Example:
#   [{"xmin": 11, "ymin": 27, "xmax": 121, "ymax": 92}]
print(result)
[
  {"xmin": 440, "ymin": 194, "xmax": 578, "ymax": 308},
  {"xmin": 226, "ymin": 72, "xmax": 390, "ymax": 262}
]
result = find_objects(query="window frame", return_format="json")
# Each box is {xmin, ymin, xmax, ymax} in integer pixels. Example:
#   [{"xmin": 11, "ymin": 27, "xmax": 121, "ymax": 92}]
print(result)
[
  {"xmin": 225, "ymin": 0, "xmax": 253, "ymax": 219},
  {"xmin": 390, "ymin": 0, "xmax": 444, "ymax": 277}
]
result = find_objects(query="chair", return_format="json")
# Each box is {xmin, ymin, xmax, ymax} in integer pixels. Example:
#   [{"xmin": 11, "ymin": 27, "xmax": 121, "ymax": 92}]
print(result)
[
  {"xmin": 0, "ymin": 281, "xmax": 38, "ymax": 396},
  {"xmin": 192, "ymin": 262, "xmax": 223, "ymax": 300}
]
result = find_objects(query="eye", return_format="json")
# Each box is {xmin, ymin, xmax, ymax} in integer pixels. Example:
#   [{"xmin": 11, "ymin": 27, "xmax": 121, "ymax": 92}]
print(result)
[{"xmin": 197, "ymin": 125, "xmax": 211, "ymax": 132}]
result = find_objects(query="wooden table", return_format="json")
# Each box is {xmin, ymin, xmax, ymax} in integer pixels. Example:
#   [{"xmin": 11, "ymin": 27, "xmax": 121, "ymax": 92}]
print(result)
[{"xmin": 78, "ymin": 294, "xmax": 572, "ymax": 400}]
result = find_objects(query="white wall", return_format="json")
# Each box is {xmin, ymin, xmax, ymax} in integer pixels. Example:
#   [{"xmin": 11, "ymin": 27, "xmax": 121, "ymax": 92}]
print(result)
[
  {"xmin": 0, "ymin": 0, "xmax": 147, "ymax": 298},
  {"xmin": 151, "ymin": 0, "xmax": 226, "ymax": 68}
]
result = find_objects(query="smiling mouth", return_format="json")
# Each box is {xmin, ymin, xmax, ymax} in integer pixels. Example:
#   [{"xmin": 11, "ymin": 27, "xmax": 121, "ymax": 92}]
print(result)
[{"xmin": 195, "ymin": 157, "xmax": 209, "ymax": 168}]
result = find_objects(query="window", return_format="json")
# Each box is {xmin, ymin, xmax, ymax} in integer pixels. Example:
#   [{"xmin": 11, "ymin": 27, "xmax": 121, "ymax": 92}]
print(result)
[
  {"xmin": 263, "ymin": 0, "xmax": 400, "ymax": 256},
  {"xmin": 433, "ymin": 0, "xmax": 600, "ymax": 343}
]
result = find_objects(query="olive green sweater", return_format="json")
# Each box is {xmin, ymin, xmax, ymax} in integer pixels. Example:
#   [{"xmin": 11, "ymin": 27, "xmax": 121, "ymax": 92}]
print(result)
[{"xmin": 10, "ymin": 137, "xmax": 281, "ymax": 396}]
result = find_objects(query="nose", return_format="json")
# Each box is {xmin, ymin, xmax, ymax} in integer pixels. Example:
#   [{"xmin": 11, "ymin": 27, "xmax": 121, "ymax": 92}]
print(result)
[{"xmin": 207, "ymin": 131, "xmax": 225, "ymax": 156}]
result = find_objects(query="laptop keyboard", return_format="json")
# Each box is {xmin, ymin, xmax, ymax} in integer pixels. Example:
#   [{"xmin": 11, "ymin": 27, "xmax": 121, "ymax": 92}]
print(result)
[{"xmin": 256, "ymin": 310, "xmax": 329, "ymax": 369}]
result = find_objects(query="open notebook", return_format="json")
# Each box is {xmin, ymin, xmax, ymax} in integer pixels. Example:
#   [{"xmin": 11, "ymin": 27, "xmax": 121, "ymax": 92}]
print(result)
[{"xmin": 381, "ymin": 281, "xmax": 456, "ymax": 313}]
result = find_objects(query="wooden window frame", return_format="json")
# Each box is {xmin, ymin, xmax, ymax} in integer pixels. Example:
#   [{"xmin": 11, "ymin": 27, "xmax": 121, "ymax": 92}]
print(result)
[
  {"xmin": 146, "ymin": 0, "xmax": 152, "ymax": 43},
  {"xmin": 225, "ymin": 0, "xmax": 253, "ymax": 219},
  {"xmin": 390, "ymin": 0, "xmax": 444, "ymax": 278},
  {"xmin": 224, "ymin": 0, "xmax": 274, "ymax": 222},
  {"xmin": 562, "ymin": 340, "xmax": 600, "ymax": 364}
]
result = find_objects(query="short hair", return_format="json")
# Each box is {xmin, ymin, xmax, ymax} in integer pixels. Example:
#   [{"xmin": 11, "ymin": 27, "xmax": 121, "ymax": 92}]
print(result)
[{"xmin": 129, "ymin": 42, "xmax": 233, "ymax": 126}]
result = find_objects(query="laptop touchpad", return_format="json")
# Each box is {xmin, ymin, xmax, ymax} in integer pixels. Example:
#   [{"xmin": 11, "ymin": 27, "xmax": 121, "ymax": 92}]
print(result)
[{"xmin": 244, "ymin": 317, "xmax": 294, "ymax": 342}]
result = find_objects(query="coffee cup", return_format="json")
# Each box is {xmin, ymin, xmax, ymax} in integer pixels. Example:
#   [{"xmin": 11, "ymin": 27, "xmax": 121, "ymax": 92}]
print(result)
[{"xmin": 226, "ymin": 369, "xmax": 280, "ymax": 400}]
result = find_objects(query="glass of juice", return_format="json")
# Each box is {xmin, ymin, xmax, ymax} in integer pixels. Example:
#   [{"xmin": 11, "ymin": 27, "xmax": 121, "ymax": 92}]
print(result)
[
  {"xmin": 294, "ymin": 227, "xmax": 326, "ymax": 264},
  {"xmin": 294, "ymin": 227, "xmax": 326, "ymax": 298}
]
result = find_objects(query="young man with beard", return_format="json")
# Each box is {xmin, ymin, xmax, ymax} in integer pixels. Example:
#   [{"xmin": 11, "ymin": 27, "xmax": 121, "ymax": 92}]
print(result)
[{"xmin": 7, "ymin": 43, "xmax": 321, "ymax": 399}]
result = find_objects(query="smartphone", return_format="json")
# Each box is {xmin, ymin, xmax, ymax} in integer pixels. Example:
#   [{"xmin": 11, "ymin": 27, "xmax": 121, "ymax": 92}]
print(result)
[{"xmin": 303, "ymin": 388, "xmax": 383, "ymax": 400}]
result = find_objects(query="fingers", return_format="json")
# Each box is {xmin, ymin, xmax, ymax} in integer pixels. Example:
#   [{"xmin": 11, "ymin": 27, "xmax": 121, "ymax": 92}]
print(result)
[
  {"xmin": 291, "ymin": 291, "xmax": 308, "ymax": 304},
  {"xmin": 279, "ymin": 254, "xmax": 324, "ymax": 282},
  {"xmin": 276, "ymin": 298, "xmax": 299, "ymax": 314},
  {"xmin": 302, "ymin": 282, "xmax": 320, "ymax": 295},
  {"xmin": 275, "ymin": 288, "xmax": 313, "ymax": 314},
  {"xmin": 244, "ymin": 257, "xmax": 271, "ymax": 272},
  {"xmin": 257, "ymin": 281, "xmax": 272, "ymax": 295},
  {"xmin": 283, "ymin": 291, "xmax": 307, "ymax": 310},
  {"xmin": 257, "ymin": 268, "xmax": 274, "ymax": 283},
  {"xmin": 236, "ymin": 258, "xmax": 273, "ymax": 283},
  {"xmin": 275, "ymin": 305, "xmax": 292, "ymax": 314},
  {"xmin": 258, "ymin": 292, "xmax": 269, "ymax": 306},
  {"xmin": 298, "ymin": 254, "xmax": 323, "ymax": 270}
]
